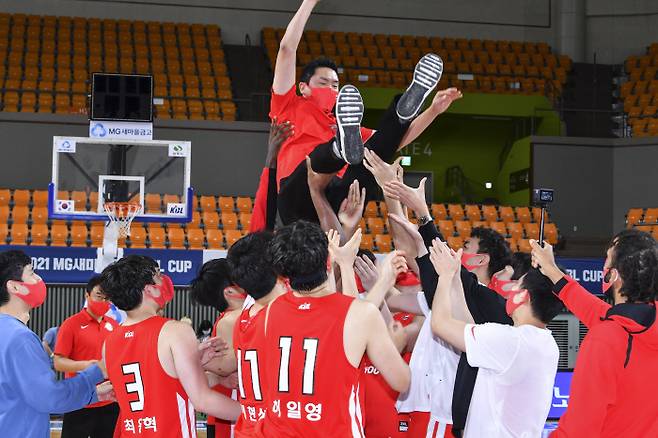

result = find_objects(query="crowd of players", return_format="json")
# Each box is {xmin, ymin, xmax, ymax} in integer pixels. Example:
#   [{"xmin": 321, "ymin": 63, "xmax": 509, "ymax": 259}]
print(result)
[{"xmin": 1, "ymin": 0, "xmax": 657, "ymax": 437}]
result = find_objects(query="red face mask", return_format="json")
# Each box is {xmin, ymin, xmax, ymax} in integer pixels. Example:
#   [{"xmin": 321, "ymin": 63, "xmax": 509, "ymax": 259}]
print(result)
[
  {"xmin": 602, "ymin": 268, "xmax": 616, "ymax": 294},
  {"xmin": 87, "ymin": 299, "xmax": 110, "ymax": 317},
  {"xmin": 505, "ymin": 289, "xmax": 529, "ymax": 317},
  {"xmin": 14, "ymin": 279, "xmax": 47, "ymax": 308},
  {"xmin": 308, "ymin": 87, "xmax": 338, "ymax": 113},
  {"xmin": 149, "ymin": 274, "xmax": 175, "ymax": 308},
  {"xmin": 461, "ymin": 252, "xmax": 483, "ymax": 271},
  {"xmin": 488, "ymin": 277, "xmax": 516, "ymax": 298}
]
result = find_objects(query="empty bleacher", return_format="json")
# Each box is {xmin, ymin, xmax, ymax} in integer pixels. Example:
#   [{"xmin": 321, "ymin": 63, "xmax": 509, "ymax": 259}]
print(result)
[
  {"xmin": 0, "ymin": 12, "xmax": 237, "ymax": 120},
  {"xmin": 626, "ymin": 207, "xmax": 658, "ymax": 239},
  {"xmin": 621, "ymin": 44, "xmax": 658, "ymax": 137},
  {"xmin": 0, "ymin": 188, "xmax": 560, "ymax": 253},
  {"xmin": 262, "ymin": 28, "xmax": 572, "ymax": 97}
]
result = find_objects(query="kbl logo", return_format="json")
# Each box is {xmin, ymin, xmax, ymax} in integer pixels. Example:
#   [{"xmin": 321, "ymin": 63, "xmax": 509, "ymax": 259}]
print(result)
[
  {"xmin": 167, "ymin": 203, "xmax": 185, "ymax": 215},
  {"xmin": 91, "ymin": 123, "xmax": 107, "ymax": 137}
]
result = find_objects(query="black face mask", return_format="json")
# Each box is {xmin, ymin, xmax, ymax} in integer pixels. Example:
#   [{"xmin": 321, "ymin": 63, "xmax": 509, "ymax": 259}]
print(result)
[{"xmin": 602, "ymin": 268, "xmax": 616, "ymax": 301}]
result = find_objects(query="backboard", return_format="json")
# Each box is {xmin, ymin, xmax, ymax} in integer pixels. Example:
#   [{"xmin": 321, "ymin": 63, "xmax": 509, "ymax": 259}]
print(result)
[{"xmin": 49, "ymin": 136, "xmax": 193, "ymax": 223}]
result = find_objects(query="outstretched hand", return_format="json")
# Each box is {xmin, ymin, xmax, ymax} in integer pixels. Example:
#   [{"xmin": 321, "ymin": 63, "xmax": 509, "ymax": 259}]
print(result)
[
  {"xmin": 338, "ymin": 179, "xmax": 366, "ymax": 232},
  {"xmin": 266, "ymin": 118, "xmax": 294, "ymax": 167},
  {"xmin": 529, "ymin": 239, "xmax": 563, "ymax": 283},
  {"xmin": 363, "ymin": 148, "xmax": 403, "ymax": 188},
  {"xmin": 430, "ymin": 88, "xmax": 463, "ymax": 115},
  {"xmin": 378, "ymin": 250, "xmax": 409, "ymax": 290},
  {"xmin": 429, "ymin": 238, "xmax": 462, "ymax": 278},
  {"xmin": 354, "ymin": 254, "xmax": 379, "ymax": 291},
  {"xmin": 383, "ymin": 178, "xmax": 429, "ymax": 218},
  {"xmin": 306, "ymin": 156, "xmax": 334, "ymax": 191},
  {"xmin": 328, "ymin": 228, "xmax": 362, "ymax": 267}
]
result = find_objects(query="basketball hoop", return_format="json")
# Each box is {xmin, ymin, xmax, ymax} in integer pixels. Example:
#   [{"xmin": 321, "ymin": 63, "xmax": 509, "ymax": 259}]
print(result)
[{"xmin": 104, "ymin": 202, "xmax": 142, "ymax": 238}]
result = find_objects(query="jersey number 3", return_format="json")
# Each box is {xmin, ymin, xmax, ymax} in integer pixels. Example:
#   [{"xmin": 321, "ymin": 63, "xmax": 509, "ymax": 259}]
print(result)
[{"xmin": 122, "ymin": 363, "xmax": 145, "ymax": 412}]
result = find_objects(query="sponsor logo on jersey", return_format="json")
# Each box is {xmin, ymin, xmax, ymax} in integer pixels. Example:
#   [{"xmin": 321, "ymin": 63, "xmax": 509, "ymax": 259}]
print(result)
[
  {"xmin": 125, "ymin": 331, "xmax": 134, "ymax": 338},
  {"xmin": 298, "ymin": 303, "xmax": 311, "ymax": 310},
  {"xmin": 363, "ymin": 365, "xmax": 380, "ymax": 375},
  {"xmin": 81, "ymin": 324, "xmax": 89, "ymax": 329},
  {"xmin": 399, "ymin": 420, "xmax": 409, "ymax": 432},
  {"xmin": 105, "ymin": 322, "xmax": 114, "ymax": 331}
]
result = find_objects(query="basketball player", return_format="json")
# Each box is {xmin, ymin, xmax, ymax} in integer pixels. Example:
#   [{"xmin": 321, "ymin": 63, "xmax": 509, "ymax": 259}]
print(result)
[
  {"xmin": 259, "ymin": 220, "xmax": 410, "ymax": 436},
  {"xmin": 100, "ymin": 255, "xmax": 240, "ymax": 437},
  {"xmin": 251, "ymin": 0, "xmax": 458, "ymax": 228},
  {"xmin": 429, "ymin": 239, "xmax": 561, "ymax": 437},
  {"xmin": 191, "ymin": 258, "xmax": 247, "ymax": 438}
]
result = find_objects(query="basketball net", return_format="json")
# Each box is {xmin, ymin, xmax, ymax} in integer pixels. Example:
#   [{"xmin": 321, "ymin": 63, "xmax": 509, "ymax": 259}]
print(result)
[{"xmin": 104, "ymin": 202, "xmax": 143, "ymax": 238}]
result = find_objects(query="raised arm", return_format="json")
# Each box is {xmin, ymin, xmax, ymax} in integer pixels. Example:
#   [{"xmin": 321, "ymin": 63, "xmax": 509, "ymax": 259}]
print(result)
[
  {"xmin": 273, "ymin": 0, "xmax": 321, "ymax": 94},
  {"xmin": 306, "ymin": 156, "xmax": 343, "ymax": 233},
  {"xmin": 363, "ymin": 250, "xmax": 408, "ymax": 307},
  {"xmin": 397, "ymin": 88, "xmax": 462, "ymax": 150},
  {"xmin": 327, "ymin": 228, "xmax": 362, "ymax": 297},
  {"xmin": 428, "ymin": 239, "xmax": 468, "ymax": 352},
  {"xmin": 530, "ymin": 239, "xmax": 611, "ymax": 328},
  {"xmin": 337, "ymin": 179, "xmax": 366, "ymax": 244}
]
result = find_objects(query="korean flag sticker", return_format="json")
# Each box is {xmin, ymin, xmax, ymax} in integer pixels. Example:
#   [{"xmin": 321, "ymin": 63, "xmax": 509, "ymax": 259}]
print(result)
[{"xmin": 56, "ymin": 200, "xmax": 75, "ymax": 213}]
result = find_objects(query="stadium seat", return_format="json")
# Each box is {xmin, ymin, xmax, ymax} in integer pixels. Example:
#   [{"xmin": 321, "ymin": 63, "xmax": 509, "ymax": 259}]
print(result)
[
  {"xmin": 507, "ymin": 222, "xmax": 524, "ymax": 240},
  {"xmin": 0, "ymin": 206, "xmax": 9, "ymax": 223},
  {"xmin": 221, "ymin": 212, "xmax": 239, "ymax": 230},
  {"xmin": 225, "ymin": 229, "xmax": 242, "ymax": 248},
  {"xmin": 517, "ymin": 239, "xmax": 532, "ymax": 253},
  {"xmin": 202, "ymin": 211, "xmax": 220, "ymax": 229},
  {"xmin": 12, "ymin": 206, "xmax": 29, "ymax": 224},
  {"xmin": 0, "ymin": 223, "xmax": 8, "ymax": 244},
  {"xmin": 128, "ymin": 226, "xmax": 147, "ymax": 248},
  {"xmin": 32, "ymin": 190, "xmax": 49, "ymax": 208},
  {"xmin": 13, "ymin": 190, "xmax": 30, "ymax": 207},
  {"xmin": 367, "ymin": 217, "xmax": 386, "ymax": 235},
  {"xmin": 10, "ymin": 224, "xmax": 29, "ymax": 245},
  {"xmin": 187, "ymin": 228, "xmax": 205, "ymax": 249},
  {"xmin": 30, "ymin": 224, "xmax": 49, "ymax": 246},
  {"xmin": 644, "ymin": 208, "xmax": 658, "ymax": 224},
  {"xmin": 626, "ymin": 208, "xmax": 644, "ymax": 226},
  {"xmin": 149, "ymin": 228, "xmax": 166, "ymax": 249},
  {"xmin": 364, "ymin": 201, "xmax": 379, "ymax": 218},
  {"xmin": 465, "ymin": 205, "xmax": 481, "ymax": 222},
  {"xmin": 375, "ymin": 234, "xmax": 392, "ymax": 252},
  {"xmin": 145, "ymin": 194, "xmax": 162, "ymax": 213},
  {"xmin": 515, "ymin": 207, "xmax": 532, "ymax": 223},
  {"xmin": 90, "ymin": 224, "xmax": 105, "ymax": 247},
  {"xmin": 168, "ymin": 228, "xmax": 186, "ymax": 249},
  {"xmin": 50, "ymin": 224, "xmax": 69, "ymax": 246},
  {"xmin": 31, "ymin": 207, "xmax": 49, "ymax": 225},
  {"xmin": 523, "ymin": 223, "xmax": 540, "ymax": 240},
  {"xmin": 455, "ymin": 220, "xmax": 472, "ymax": 238},
  {"xmin": 70, "ymin": 224, "xmax": 88, "ymax": 247},
  {"xmin": 447, "ymin": 236, "xmax": 464, "ymax": 250},
  {"xmin": 544, "ymin": 223, "xmax": 558, "ymax": 245},
  {"xmin": 448, "ymin": 204, "xmax": 465, "ymax": 220},
  {"xmin": 499, "ymin": 206, "xmax": 516, "ymax": 223},
  {"xmin": 438, "ymin": 220, "xmax": 455, "ymax": 237},
  {"xmin": 199, "ymin": 195, "xmax": 217, "ymax": 212},
  {"xmin": 237, "ymin": 197, "xmax": 253, "ymax": 214},
  {"xmin": 239, "ymin": 213, "xmax": 252, "ymax": 230},
  {"xmin": 0, "ymin": 190, "xmax": 10, "ymax": 206},
  {"xmin": 360, "ymin": 234, "xmax": 374, "ymax": 251},
  {"xmin": 206, "ymin": 229, "xmax": 224, "ymax": 249},
  {"xmin": 218, "ymin": 196, "xmax": 234, "ymax": 212}
]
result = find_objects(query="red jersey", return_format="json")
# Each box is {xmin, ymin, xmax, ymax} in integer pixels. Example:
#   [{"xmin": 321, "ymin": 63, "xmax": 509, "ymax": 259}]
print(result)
[
  {"xmin": 269, "ymin": 85, "xmax": 374, "ymax": 185},
  {"xmin": 105, "ymin": 316, "xmax": 196, "ymax": 437},
  {"xmin": 233, "ymin": 304, "xmax": 268, "ymax": 437},
  {"xmin": 362, "ymin": 312, "xmax": 415, "ymax": 438},
  {"xmin": 55, "ymin": 309, "xmax": 119, "ymax": 408},
  {"xmin": 260, "ymin": 292, "xmax": 365, "ymax": 437},
  {"xmin": 207, "ymin": 313, "xmax": 234, "ymax": 436}
]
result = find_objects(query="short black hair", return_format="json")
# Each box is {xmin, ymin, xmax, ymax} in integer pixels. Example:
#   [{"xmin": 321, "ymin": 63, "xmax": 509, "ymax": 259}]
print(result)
[
  {"xmin": 268, "ymin": 220, "xmax": 329, "ymax": 291},
  {"xmin": 190, "ymin": 258, "xmax": 231, "ymax": 312},
  {"xmin": 100, "ymin": 255, "xmax": 159, "ymax": 311},
  {"xmin": 0, "ymin": 250, "xmax": 31, "ymax": 306},
  {"xmin": 357, "ymin": 249, "xmax": 377, "ymax": 263},
  {"xmin": 300, "ymin": 57, "xmax": 338, "ymax": 84},
  {"xmin": 609, "ymin": 229, "xmax": 658, "ymax": 303},
  {"xmin": 522, "ymin": 267, "xmax": 563, "ymax": 323},
  {"xmin": 86, "ymin": 275, "xmax": 103, "ymax": 294},
  {"xmin": 196, "ymin": 319, "xmax": 213, "ymax": 338},
  {"xmin": 471, "ymin": 227, "xmax": 512, "ymax": 278},
  {"xmin": 227, "ymin": 231, "xmax": 277, "ymax": 300},
  {"xmin": 510, "ymin": 252, "xmax": 531, "ymax": 280}
]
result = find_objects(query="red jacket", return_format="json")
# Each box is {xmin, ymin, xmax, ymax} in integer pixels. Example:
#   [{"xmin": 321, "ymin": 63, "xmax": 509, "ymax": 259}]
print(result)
[{"xmin": 551, "ymin": 277, "xmax": 658, "ymax": 437}]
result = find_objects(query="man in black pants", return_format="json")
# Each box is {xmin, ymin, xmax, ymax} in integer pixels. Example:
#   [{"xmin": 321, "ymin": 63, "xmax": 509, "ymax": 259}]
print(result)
[{"xmin": 252, "ymin": 0, "xmax": 460, "ymax": 229}]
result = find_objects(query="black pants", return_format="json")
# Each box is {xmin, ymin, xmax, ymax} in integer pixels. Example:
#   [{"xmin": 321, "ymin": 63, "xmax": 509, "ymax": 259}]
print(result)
[
  {"xmin": 61, "ymin": 402, "xmax": 120, "ymax": 438},
  {"xmin": 207, "ymin": 424, "xmax": 216, "ymax": 438},
  {"xmin": 277, "ymin": 94, "xmax": 409, "ymax": 225}
]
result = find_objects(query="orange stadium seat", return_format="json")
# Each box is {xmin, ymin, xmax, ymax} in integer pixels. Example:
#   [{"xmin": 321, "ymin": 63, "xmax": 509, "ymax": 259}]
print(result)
[
  {"xmin": 187, "ymin": 229, "xmax": 205, "ymax": 249},
  {"xmin": 10, "ymin": 224, "xmax": 29, "ymax": 245},
  {"xmin": 375, "ymin": 234, "xmax": 392, "ymax": 253},
  {"xmin": 70, "ymin": 224, "xmax": 89, "ymax": 247},
  {"xmin": 206, "ymin": 229, "xmax": 224, "ymax": 249},
  {"xmin": 30, "ymin": 224, "xmax": 49, "ymax": 246}
]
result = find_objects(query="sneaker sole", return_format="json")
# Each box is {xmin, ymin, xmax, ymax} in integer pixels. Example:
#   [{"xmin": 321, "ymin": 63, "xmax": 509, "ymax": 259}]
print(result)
[
  {"xmin": 336, "ymin": 84, "xmax": 365, "ymax": 165},
  {"xmin": 396, "ymin": 53, "xmax": 444, "ymax": 121}
]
